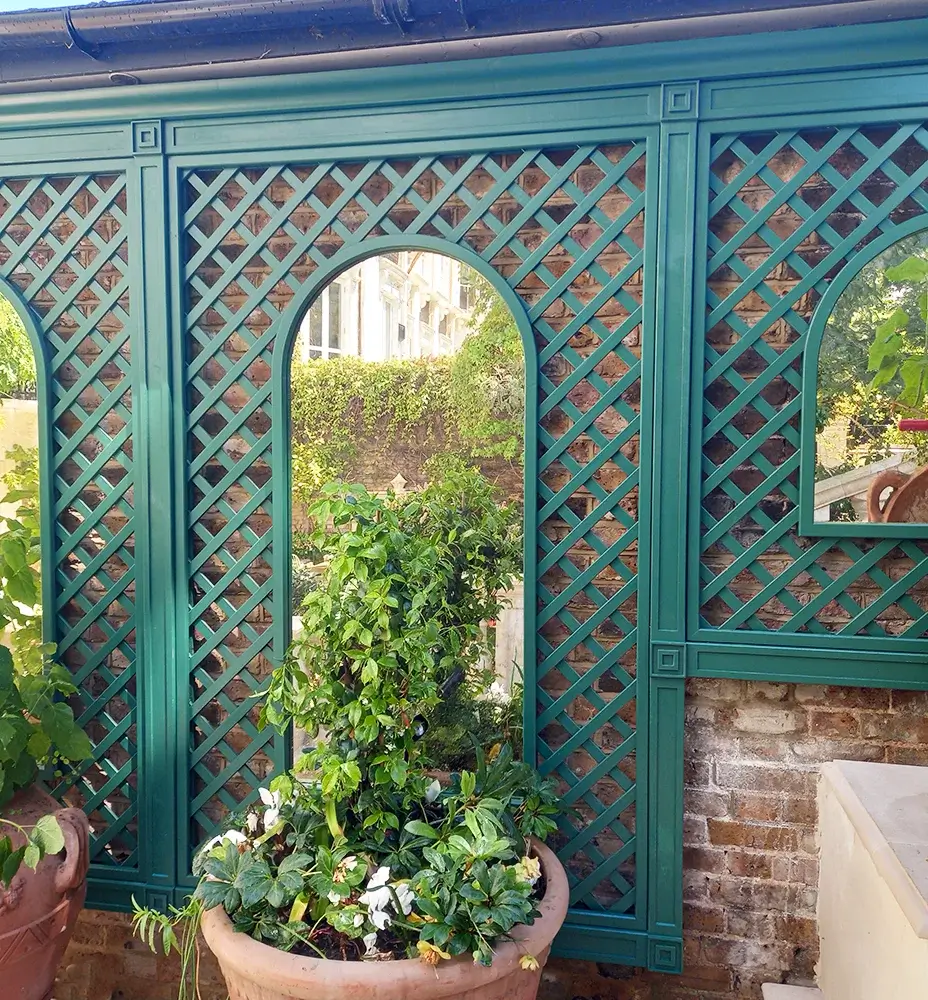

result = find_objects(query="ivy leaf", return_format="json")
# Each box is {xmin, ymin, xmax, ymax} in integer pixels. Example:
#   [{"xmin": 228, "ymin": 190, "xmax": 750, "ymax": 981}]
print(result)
[
  {"xmin": 31, "ymin": 814, "xmax": 65, "ymax": 856},
  {"xmin": 885, "ymin": 256, "xmax": 928, "ymax": 282},
  {"xmin": 22, "ymin": 842, "xmax": 40, "ymax": 871},
  {"xmin": 1, "ymin": 845, "xmax": 24, "ymax": 886},
  {"xmin": 899, "ymin": 357, "xmax": 928, "ymax": 408},
  {"xmin": 39, "ymin": 702, "xmax": 92, "ymax": 760},
  {"xmin": 5, "ymin": 567, "xmax": 36, "ymax": 607}
]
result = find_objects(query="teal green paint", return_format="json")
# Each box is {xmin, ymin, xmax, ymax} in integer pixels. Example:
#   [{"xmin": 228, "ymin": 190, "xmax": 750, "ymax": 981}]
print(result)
[
  {"xmin": 1, "ymin": 13, "xmax": 928, "ymax": 968},
  {"xmin": 644, "ymin": 97, "xmax": 699, "ymax": 952},
  {"xmin": 128, "ymin": 144, "xmax": 179, "ymax": 889},
  {"xmin": 689, "ymin": 642, "xmax": 928, "ymax": 688}
]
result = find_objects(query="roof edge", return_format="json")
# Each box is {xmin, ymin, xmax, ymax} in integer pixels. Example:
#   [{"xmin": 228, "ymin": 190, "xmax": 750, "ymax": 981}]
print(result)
[{"xmin": 0, "ymin": 0, "xmax": 926, "ymax": 94}]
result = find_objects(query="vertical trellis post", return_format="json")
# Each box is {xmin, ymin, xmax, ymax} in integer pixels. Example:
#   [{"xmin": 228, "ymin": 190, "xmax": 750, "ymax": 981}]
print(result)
[
  {"xmin": 128, "ymin": 120, "xmax": 181, "ymax": 906},
  {"xmin": 645, "ymin": 84, "xmax": 701, "ymax": 975}
]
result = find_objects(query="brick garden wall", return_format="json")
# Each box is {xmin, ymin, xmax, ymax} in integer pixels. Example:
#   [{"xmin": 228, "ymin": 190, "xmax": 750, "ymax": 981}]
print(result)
[{"xmin": 55, "ymin": 678, "xmax": 928, "ymax": 999}]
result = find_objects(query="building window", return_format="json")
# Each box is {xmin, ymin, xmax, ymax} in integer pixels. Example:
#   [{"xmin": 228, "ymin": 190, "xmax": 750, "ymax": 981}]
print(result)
[{"xmin": 298, "ymin": 283, "xmax": 345, "ymax": 360}]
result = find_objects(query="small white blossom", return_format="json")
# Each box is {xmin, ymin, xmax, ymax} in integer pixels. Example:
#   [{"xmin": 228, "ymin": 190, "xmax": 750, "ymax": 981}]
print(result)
[
  {"xmin": 369, "ymin": 907, "xmax": 392, "ymax": 930},
  {"xmin": 245, "ymin": 812, "xmax": 259, "ymax": 835},
  {"xmin": 367, "ymin": 866, "xmax": 390, "ymax": 889},
  {"xmin": 353, "ymin": 913, "xmax": 365, "ymax": 928},
  {"xmin": 200, "ymin": 829, "xmax": 247, "ymax": 855},
  {"xmin": 327, "ymin": 890, "xmax": 341, "ymax": 904},
  {"xmin": 393, "ymin": 883, "xmax": 414, "ymax": 915},
  {"xmin": 363, "ymin": 932, "xmax": 378, "ymax": 956},
  {"xmin": 425, "ymin": 779, "xmax": 441, "ymax": 804},
  {"xmin": 344, "ymin": 855, "xmax": 359, "ymax": 870},
  {"xmin": 259, "ymin": 787, "xmax": 282, "ymax": 829}
]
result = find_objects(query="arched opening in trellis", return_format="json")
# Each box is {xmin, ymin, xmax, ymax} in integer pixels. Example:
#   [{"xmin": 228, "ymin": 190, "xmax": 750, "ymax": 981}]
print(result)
[{"xmin": 286, "ymin": 250, "xmax": 528, "ymax": 773}]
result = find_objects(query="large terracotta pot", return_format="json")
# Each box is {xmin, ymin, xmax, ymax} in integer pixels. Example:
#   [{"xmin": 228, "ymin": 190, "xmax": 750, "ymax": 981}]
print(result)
[
  {"xmin": 202, "ymin": 840, "xmax": 569, "ymax": 1000},
  {"xmin": 867, "ymin": 466, "xmax": 928, "ymax": 522},
  {"xmin": 0, "ymin": 784, "xmax": 90, "ymax": 1000}
]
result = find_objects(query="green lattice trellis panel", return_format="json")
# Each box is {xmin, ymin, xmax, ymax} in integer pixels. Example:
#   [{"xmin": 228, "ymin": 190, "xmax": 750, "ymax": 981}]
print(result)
[
  {"xmin": 182, "ymin": 143, "xmax": 651, "ymax": 915},
  {"xmin": 0, "ymin": 172, "xmax": 138, "ymax": 867},
  {"xmin": 699, "ymin": 123, "xmax": 928, "ymax": 638}
]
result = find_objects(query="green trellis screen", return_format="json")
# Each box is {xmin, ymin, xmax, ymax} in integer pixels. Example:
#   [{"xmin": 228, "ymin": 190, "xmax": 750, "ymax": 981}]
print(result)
[{"xmin": 1, "ymin": 17, "xmax": 928, "ymax": 972}]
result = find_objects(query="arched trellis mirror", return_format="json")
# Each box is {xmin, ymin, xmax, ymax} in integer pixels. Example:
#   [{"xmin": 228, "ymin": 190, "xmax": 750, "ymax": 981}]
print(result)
[
  {"xmin": 286, "ymin": 250, "xmax": 528, "ymax": 772},
  {"xmin": 801, "ymin": 225, "xmax": 928, "ymax": 536}
]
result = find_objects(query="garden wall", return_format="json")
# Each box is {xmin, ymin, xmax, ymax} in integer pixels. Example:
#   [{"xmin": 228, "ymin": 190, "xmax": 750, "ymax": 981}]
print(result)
[{"xmin": 54, "ymin": 677, "xmax": 928, "ymax": 1000}]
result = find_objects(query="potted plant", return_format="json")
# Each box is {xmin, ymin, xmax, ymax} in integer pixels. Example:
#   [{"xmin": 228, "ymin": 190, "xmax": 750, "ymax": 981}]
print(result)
[
  {"xmin": 135, "ymin": 471, "xmax": 568, "ymax": 1000},
  {"xmin": 0, "ymin": 452, "xmax": 92, "ymax": 1000}
]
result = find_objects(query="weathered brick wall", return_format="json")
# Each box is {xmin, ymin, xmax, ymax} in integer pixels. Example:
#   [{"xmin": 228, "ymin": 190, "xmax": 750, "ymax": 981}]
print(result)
[{"xmin": 57, "ymin": 678, "xmax": 928, "ymax": 999}]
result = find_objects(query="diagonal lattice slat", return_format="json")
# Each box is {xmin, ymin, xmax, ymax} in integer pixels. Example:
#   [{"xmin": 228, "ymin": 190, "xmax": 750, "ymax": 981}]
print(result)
[
  {"xmin": 701, "ymin": 124, "xmax": 928, "ymax": 636},
  {"xmin": 182, "ymin": 144, "xmax": 650, "ymax": 914},
  {"xmin": 0, "ymin": 172, "xmax": 137, "ymax": 866}
]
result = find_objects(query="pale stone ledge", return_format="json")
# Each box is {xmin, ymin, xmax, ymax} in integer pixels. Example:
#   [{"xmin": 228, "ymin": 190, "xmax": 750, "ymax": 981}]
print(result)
[{"xmin": 762, "ymin": 986, "xmax": 824, "ymax": 999}]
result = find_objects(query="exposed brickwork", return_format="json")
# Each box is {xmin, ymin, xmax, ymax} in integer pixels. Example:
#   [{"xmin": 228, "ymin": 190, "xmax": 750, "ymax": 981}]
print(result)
[{"xmin": 56, "ymin": 678, "xmax": 928, "ymax": 999}]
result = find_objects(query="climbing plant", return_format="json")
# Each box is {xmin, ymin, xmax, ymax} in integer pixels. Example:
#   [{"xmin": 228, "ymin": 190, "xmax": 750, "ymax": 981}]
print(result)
[
  {"xmin": 0, "ymin": 300, "xmax": 36, "ymax": 399},
  {"xmin": 289, "ymin": 271, "xmax": 524, "ymax": 512}
]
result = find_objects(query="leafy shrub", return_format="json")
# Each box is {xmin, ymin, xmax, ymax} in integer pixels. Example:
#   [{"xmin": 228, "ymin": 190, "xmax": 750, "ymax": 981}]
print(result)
[
  {"xmin": 0, "ymin": 446, "xmax": 92, "ymax": 882},
  {"xmin": 135, "ymin": 470, "xmax": 558, "ymax": 983},
  {"xmin": 290, "ymin": 558, "xmax": 321, "ymax": 614}
]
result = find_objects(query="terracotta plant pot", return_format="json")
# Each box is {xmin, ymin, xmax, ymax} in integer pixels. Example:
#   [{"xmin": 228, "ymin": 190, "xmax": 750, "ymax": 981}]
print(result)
[
  {"xmin": 0, "ymin": 784, "xmax": 90, "ymax": 1000},
  {"xmin": 867, "ymin": 466, "xmax": 928, "ymax": 522},
  {"xmin": 201, "ymin": 840, "xmax": 569, "ymax": 1000}
]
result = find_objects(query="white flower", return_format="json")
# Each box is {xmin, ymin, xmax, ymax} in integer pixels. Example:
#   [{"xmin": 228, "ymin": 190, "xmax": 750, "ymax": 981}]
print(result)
[
  {"xmin": 362, "ymin": 932, "xmax": 378, "ymax": 956},
  {"xmin": 367, "ymin": 866, "xmax": 390, "ymax": 889},
  {"xmin": 200, "ymin": 829, "xmax": 247, "ymax": 855},
  {"xmin": 359, "ymin": 884, "xmax": 393, "ymax": 914},
  {"xmin": 393, "ymin": 883, "xmax": 414, "ymax": 915},
  {"xmin": 369, "ymin": 907, "xmax": 392, "ymax": 930},
  {"xmin": 245, "ymin": 812, "xmax": 259, "ymax": 835},
  {"xmin": 259, "ymin": 787, "xmax": 282, "ymax": 830},
  {"xmin": 353, "ymin": 913, "xmax": 365, "ymax": 928},
  {"xmin": 425, "ymin": 779, "xmax": 441, "ymax": 804},
  {"xmin": 327, "ymin": 890, "xmax": 341, "ymax": 904},
  {"xmin": 344, "ymin": 855, "xmax": 359, "ymax": 870}
]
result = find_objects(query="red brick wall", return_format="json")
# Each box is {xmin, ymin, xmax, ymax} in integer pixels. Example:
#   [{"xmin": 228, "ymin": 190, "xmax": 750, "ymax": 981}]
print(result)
[{"xmin": 55, "ymin": 678, "xmax": 928, "ymax": 1000}]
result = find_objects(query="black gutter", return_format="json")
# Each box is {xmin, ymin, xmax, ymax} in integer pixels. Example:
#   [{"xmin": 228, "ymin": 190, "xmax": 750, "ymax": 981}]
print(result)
[{"xmin": 0, "ymin": 0, "xmax": 924, "ymax": 90}]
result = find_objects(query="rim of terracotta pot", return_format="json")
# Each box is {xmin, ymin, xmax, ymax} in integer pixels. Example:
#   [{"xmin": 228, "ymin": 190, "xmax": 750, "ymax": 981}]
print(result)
[{"xmin": 201, "ymin": 839, "xmax": 569, "ymax": 1000}]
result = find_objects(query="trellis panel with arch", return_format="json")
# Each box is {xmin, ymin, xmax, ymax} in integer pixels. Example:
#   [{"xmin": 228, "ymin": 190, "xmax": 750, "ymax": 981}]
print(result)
[{"xmin": 2, "ymin": 14, "xmax": 928, "ymax": 974}]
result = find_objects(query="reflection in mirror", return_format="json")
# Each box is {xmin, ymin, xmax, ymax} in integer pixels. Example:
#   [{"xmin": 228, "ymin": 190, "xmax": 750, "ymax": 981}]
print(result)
[
  {"xmin": 815, "ymin": 231, "xmax": 928, "ymax": 524},
  {"xmin": 288, "ymin": 252, "xmax": 526, "ymax": 771},
  {"xmin": 0, "ymin": 296, "xmax": 42, "ymax": 664}
]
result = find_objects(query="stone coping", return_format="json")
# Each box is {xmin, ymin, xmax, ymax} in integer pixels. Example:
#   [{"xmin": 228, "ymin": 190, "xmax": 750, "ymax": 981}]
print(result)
[
  {"xmin": 761, "ymin": 986, "xmax": 823, "ymax": 999},
  {"xmin": 821, "ymin": 759, "xmax": 928, "ymax": 939}
]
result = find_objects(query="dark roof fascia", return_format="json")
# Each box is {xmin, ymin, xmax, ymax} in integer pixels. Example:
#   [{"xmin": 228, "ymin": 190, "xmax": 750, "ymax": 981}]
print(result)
[{"xmin": 0, "ymin": 0, "xmax": 926, "ymax": 91}]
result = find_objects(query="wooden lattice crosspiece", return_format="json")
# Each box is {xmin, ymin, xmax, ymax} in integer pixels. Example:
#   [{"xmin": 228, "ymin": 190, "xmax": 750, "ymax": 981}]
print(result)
[
  {"xmin": 0, "ymin": 173, "xmax": 137, "ymax": 867},
  {"xmin": 182, "ymin": 144, "xmax": 650, "ymax": 915},
  {"xmin": 701, "ymin": 125, "xmax": 928, "ymax": 637}
]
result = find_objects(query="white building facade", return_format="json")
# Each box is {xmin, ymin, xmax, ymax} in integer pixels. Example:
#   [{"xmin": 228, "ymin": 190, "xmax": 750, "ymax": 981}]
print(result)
[{"xmin": 295, "ymin": 251, "xmax": 474, "ymax": 363}]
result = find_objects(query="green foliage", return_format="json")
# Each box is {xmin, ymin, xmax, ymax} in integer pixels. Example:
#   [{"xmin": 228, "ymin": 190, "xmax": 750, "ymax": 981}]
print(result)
[
  {"xmin": 136, "ymin": 468, "xmax": 556, "ymax": 982},
  {"xmin": 288, "ymin": 277, "xmax": 524, "ymax": 509},
  {"xmin": 421, "ymin": 669, "xmax": 523, "ymax": 773},
  {"xmin": 0, "ymin": 299, "xmax": 36, "ymax": 399},
  {"xmin": 132, "ymin": 896, "xmax": 204, "ymax": 1000},
  {"xmin": 0, "ymin": 446, "xmax": 90, "ymax": 886},
  {"xmin": 818, "ymin": 237, "xmax": 928, "ymax": 471},
  {"xmin": 264, "ymin": 467, "xmax": 523, "ymax": 814}
]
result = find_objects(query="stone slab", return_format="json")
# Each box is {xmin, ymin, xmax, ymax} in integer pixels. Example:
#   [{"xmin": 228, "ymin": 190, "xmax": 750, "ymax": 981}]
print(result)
[{"xmin": 761, "ymin": 986, "xmax": 824, "ymax": 999}]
